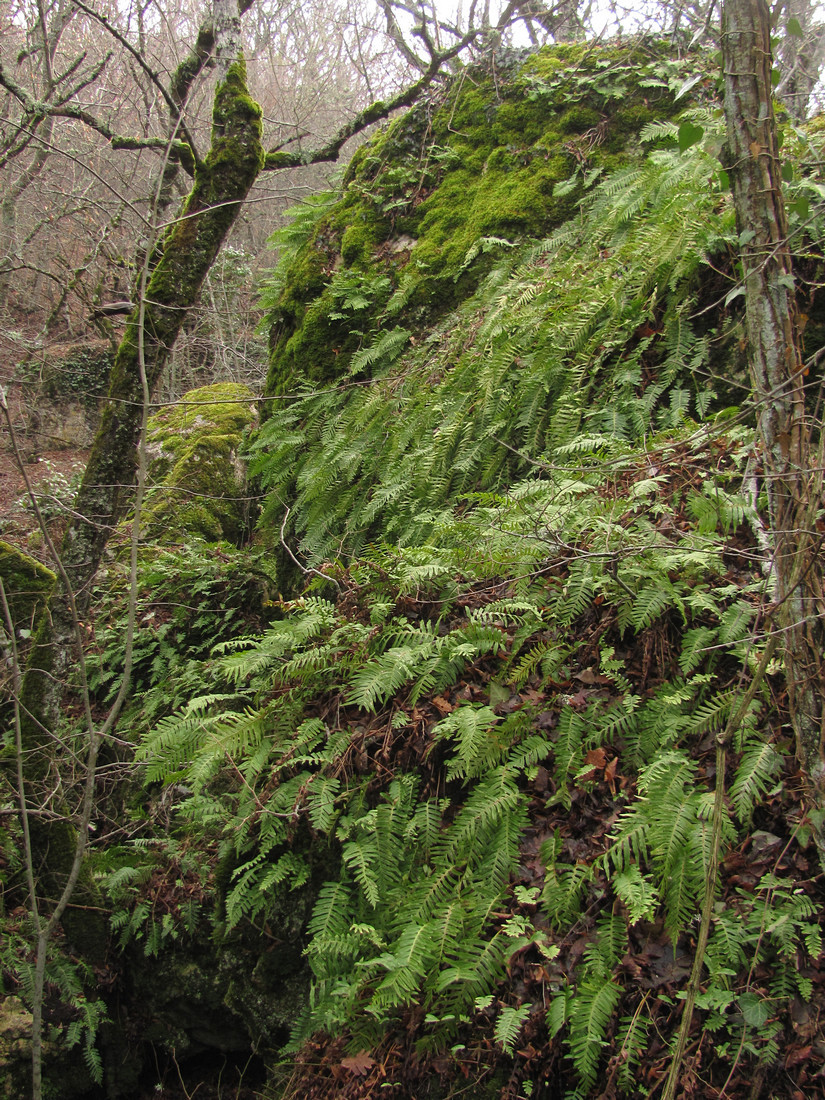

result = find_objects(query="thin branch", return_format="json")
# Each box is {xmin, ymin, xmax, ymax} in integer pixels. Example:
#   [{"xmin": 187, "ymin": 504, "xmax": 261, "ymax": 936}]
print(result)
[
  {"xmin": 69, "ymin": 0, "xmax": 200, "ymax": 161},
  {"xmin": 0, "ymin": 59, "xmax": 196, "ymax": 173},
  {"xmin": 263, "ymin": 32, "xmax": 477, "ymax": 171}
]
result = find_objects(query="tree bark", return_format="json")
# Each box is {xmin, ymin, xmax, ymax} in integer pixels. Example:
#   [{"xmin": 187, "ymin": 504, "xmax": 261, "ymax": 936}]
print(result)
[
  {"xmin": 721, "ymin": 0, "xmax": 825, "ymax": 854},
  {"xmin": 17, "ymin": 18, "xmax": 264, "ymax": 914}
]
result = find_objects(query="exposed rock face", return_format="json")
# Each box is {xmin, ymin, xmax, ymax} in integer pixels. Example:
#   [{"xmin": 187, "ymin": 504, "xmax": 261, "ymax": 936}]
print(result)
[
  {"xmin": 0, "ymin": 996, "xmax": 91, "ymax": 1099},
  {"xmin": 23, "ymin": 341, "xmax": 112, "ymax": 452},
  {"xmin": 142, "ymin": 381, "xmax": 257, "ymax": 544}
]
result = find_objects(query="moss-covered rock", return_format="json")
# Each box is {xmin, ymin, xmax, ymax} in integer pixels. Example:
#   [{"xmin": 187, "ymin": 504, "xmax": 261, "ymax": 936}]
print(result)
[
  {"xmin": 0, "ymin": 540, "xmax": 55, "ymax": 637},
  {"xmin": 262, "ymin": 42, "xmax": 698, "ymax": 401},
  {"xmin": 0, "ymin": 995, "xmax": 94, "ymax": 1100},
  {"xmin": 141, "ymin": 382, "xmax": 257, "ymax": 544}
]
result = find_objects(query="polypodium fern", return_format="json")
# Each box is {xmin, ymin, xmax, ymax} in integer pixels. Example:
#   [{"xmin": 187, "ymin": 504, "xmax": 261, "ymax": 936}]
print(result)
[
  {"xmin": 730, "ymin": 738, "xmax": 782, "ymax": 824},
  {"xmin": 251, "ymin": 120, "xmax": 732, "ymax": 566},
  {"xmin": 494, "ymin": 1002, "xmax": 532, "ymax": 1055},
  {"xmin": 567, "ymin": 975, "xmax": 623, "ymax": 1094}
]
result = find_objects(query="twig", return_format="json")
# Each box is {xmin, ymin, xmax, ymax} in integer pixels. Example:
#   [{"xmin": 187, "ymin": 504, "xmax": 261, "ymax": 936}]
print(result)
[{"xmin": 280, "ymin": 505, "xmax": 341, "ymax": 590}]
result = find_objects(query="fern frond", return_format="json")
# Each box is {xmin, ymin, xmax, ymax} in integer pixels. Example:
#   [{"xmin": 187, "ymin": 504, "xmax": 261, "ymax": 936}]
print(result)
[
  {"xmin": 731, "ymin": 738, "xmax": 781, "ymax": 825},
  {"xmin": 568, "ymin": 976, "xmax": 622, "ymax": 1092},
  {"xmin": 495, "ymin": 1003, "xmax": 532, "ymax": 1055}
]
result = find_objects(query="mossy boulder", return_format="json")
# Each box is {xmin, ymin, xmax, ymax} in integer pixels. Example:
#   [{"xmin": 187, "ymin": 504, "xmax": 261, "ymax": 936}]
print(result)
[
  {"xmin": 263, "ymin": 41, "xmax": 699, "ymax": 401},
  {"xmin": 0, "ymin": 540, "xmax": 55, "ymax": 637},
  {"xmin": 142, "ymin": 382, "xmax": 257, "ymax": 544},
  {"xmin": 0, "ymin": 995, "xmax": 94, "ymax": 1100}
]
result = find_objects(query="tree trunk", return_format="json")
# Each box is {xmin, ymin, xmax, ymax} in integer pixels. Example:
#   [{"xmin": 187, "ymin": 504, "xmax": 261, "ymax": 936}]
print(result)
[
  {"xmin": 18, "ymin": 37, "xmax": 264, "ymax": 916},
  {"xmin": 721, "ymin": 0, "xmax": 825, "ymax": 854}
]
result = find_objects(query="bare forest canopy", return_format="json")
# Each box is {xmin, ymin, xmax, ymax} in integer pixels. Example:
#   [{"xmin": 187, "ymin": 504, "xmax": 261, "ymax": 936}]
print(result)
[{"xmin": 3, "ymin": 1, "xmax": 825, "ymax": 1099}]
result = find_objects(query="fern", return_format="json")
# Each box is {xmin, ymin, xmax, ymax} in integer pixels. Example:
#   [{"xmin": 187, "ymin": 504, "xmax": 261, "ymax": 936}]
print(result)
[
  {"xmin": 567, "ymin": 975, "xmax": 622, "ymax": 1093},
  {"xmin": 434, "ymin": 704, "xmax": 502, "ymax": 780},
  {"xmin": 615, "ymin": 1007, "xmax": 651, "ymax": 1093},
  {"xmin": 731, "ymin": 738, "xmax": 781, "ymax": 824},
  {"xmin": 495, "ymin": 1002, "xmax": 532, "ymax": 1055}
]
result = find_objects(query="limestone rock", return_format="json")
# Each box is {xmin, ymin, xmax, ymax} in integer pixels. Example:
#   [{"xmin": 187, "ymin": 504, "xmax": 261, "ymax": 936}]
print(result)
[{"xmin": 141, "ymin": 382, "xmax": 257, "ymax": 544}]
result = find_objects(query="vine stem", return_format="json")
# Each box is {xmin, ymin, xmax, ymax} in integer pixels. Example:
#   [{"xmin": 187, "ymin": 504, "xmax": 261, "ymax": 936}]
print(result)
[{"xmin": 661, "ymin": 632, "xmax": 777, "ymax": 1100}]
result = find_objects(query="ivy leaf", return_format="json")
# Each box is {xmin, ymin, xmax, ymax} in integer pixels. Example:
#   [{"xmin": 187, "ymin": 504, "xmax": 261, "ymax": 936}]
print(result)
[
  {"xmin": 790, "ymin": 196, "xmax": 810, "ymax": 219},
  {"xmin": 781, "ymin": 159, "xmax": 795, "ymax": 182},
  {"xmin": 678, "ymin": 121, "xmax": 704, "ymax": 153},
  {"xmin": 787, "ymin": 16, "xmax": 803, "ymax": 36}
]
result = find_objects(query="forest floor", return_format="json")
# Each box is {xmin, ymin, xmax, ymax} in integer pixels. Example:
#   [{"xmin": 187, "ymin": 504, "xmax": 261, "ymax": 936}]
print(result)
[{"xmin": 0, "ymin": 380, "xmax": 91, "ymax": 551}]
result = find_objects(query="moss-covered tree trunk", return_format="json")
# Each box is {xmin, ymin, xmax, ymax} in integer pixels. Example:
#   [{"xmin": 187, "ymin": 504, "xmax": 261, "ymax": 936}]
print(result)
[
  {"xmin": 17, "ymin": 13, "xmax": 263, "ymax": 921},
  {"xmin": 722, "ymin": 0, "xmax": 825, "ymax": 855}
]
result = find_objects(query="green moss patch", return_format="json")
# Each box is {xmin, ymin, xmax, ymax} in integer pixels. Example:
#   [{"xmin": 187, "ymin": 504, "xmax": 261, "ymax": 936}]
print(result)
[
  {"xmin": 0, "ymin": 540, "xmax": 55, "ymax": 636},
  {"xmin": 262, "ymin": 42, "xmax": 705, "ymax": 400}
]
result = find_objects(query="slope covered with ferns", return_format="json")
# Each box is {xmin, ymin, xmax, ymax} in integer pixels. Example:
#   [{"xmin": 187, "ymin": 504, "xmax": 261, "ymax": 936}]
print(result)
[{"xmin": 95, "ymin": 42, "xmax": 825, "ymax": 1100}]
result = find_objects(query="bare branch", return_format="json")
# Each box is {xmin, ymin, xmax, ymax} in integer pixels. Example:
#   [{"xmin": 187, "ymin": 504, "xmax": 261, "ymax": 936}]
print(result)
[
  {"xmin": 263, "ymin": 29, "xmax": 479, "ymax": 171},
  {"xmin": 70, "ymin": 0, "xmax": 201, "ymax": 162},
  {"xmin": 0, "ymin": 61, "xmax": 196, "ymax": 171}
]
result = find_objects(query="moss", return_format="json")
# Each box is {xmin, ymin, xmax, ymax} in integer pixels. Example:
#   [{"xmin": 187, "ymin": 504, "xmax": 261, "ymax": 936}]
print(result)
[
  {"xmin": 341, "ymin": 221, "xmax": 378, "ymax": 266},
  {"xmin": 0, "ymin": 996, "xmax": 94, "ymax": 1100},
  {"xmin": 0, "ymin": 541, "xmax": 55, "ymax": 635},
  {"xmin": 141, "ymin": 382, "xmax": 257, "ymax": 544},
  {"xmin": 56, "ymin": 56, "xmax": 264, "ymax": 609},
  {"xmin": 263, "ymin": 41, "xmax": 699, "ymax": 401},
  {"xmin": 559, "ymin": 104, "xmax": 603, "ymax": 133}
]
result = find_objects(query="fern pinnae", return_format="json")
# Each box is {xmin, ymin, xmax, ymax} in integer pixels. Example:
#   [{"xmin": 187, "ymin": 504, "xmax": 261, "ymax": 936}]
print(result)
[
  {"xmin": 567, "ymin": 975, "xmax": 622, "ymax": 1093},
  {"xmin": 615, "ymin": 1001, "xmax": 651, "ymax": 1093},
  {"xmin": 495, "ymin": 1002, "xmax": 532, "ymax": 1055},
  {"xmin": 731, "ymin": 738, "xmax": 781, "ymax": 824}
]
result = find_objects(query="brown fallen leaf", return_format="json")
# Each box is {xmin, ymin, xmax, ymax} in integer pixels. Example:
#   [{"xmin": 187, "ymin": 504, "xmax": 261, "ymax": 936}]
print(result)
[
  {"xmin": 785, "ymin": 1045, "xmax": 812, "ymax": 1070},
  {"xmin": 341, "ymin": 1051, "xmax": 375, "ymax": 1076},
  {"xmin": 432, "ymin": 695, "xmax": 454, "ymax": 715},
  {"xmin": 585, "ymin": 747, "xmax": 607, "ymax": 768}
]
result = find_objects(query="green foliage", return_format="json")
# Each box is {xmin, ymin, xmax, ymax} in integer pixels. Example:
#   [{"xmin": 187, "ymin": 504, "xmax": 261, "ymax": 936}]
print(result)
[
  {"xmin": 130, "ymin": 404, "xmax": 823, "ymax": 1087},
  {"xmin": 113, "ymin": 45, "xmax": 825, "ymax": 1097},
  {"xmin": 251, "ymin": 106, "xmax": 737, "ymax": 564},
  {"xmin": 495, "ymin": 1002, "xmax": 532, "ymax": 1055},
  {"xmin": 94, "ymin": 836, "xmax": 209, "ymax": 956},
  {"xmin": 130, "ymin": 420, "xmax": 820, "ymax": 1086},
  {"xmin": 0, "ymin": 917, "xmax": 107, "ymax": 1083},
  {"xmin": 86, "ymin": 541, "xmax": 273, "ymax": 728}
]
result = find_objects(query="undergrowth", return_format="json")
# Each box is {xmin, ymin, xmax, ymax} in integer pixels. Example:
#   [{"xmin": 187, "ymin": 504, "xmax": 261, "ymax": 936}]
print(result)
[
  {"xmin": 133, "ymin": 432, "xmax": 821, "ymax": 1096},
  {"xmin": 84, "ymin": 44, "xmax": 825, "ymax": 1099}
]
